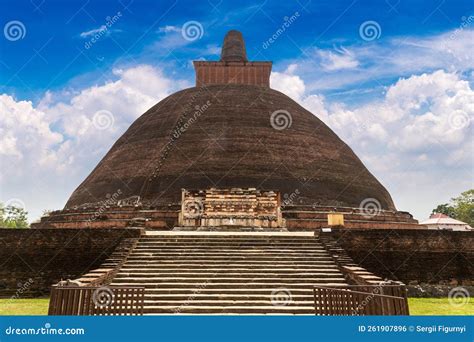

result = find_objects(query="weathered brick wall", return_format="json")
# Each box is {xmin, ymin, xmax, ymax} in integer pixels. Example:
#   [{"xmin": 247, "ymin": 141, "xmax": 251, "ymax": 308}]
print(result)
[
  {"xmin": 0, "ymin": 228, "xmax": 142, "ymax": 297},
  {"xmin": 329, "ymin": 229, "xmax": 474, "ymax": 284},
  {"xmin": 194, "ymin": 61, "xmax": 272, "ymax": 87}
]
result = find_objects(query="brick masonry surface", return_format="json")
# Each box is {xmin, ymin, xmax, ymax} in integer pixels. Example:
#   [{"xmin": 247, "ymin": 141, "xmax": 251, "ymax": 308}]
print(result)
[
  {"xmin": 330, "ymin": 229, "xmax": 474, "ymax": 284},
  {"xmin": 0, "ymin": 228, "xmax": 142, "ymax": 297},
  {"xmin": 0, "ymin": 227, "xmax": 472, "ymax": 298}
]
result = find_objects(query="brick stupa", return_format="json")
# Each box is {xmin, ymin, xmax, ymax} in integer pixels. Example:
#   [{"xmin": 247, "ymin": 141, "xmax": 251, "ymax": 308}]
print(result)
[{"xmin": 34, "ymin": 30, "xmax": 419, "ymax": 230}]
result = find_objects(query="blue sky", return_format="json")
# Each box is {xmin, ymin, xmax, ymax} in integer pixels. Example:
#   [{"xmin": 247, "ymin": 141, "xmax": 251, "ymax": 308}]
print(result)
[
  {"xmin": 2, "ymin": 0, "xmax": 472, "ymax": 100},
  {"xmin": 1, "ymin": 0, "xmax": 473, "ymax": 222}
]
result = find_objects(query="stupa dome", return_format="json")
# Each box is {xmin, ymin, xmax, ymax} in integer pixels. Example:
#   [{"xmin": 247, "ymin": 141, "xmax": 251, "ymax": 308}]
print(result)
[{"xmin": 65, "ymin": 30, "xmax": 395, "ymax": 210}]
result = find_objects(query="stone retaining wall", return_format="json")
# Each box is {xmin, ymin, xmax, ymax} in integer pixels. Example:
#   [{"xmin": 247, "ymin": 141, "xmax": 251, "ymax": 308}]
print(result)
[
  {"xmin": 328, "ymin": 229, "xmax": 474, "ymax": 285},
  {"xmin": 0, "ymin": 228, "xmax": 142, "ymax": 297}
]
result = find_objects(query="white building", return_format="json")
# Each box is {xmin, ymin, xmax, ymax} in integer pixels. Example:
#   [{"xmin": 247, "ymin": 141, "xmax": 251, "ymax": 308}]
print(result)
[{"xmin": 420, "ymin": 213, "xmax": 473, "ymax": 231}]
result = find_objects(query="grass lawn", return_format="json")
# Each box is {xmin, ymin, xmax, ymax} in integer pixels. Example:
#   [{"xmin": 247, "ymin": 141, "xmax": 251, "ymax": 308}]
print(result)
[
  {"xmin": 0, "ymin": 298, "xmax": 472, "ymax": 315},
  {"xmin": 0, "ymin": 298, "xmax": 49, "ymax": 315},
  {"xmin": 408, "ymin": 298, "xmax": 473, "ymax": 315}
]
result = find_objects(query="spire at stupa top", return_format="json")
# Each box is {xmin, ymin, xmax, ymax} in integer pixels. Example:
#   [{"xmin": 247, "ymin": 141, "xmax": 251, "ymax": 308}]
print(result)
[{"xmin": 220, "ymin": 30, "xmax": 248, "ymax": 62}]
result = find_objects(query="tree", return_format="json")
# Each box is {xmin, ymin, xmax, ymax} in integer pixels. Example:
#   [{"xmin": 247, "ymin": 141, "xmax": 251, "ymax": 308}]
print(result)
[
  {"xmin": 432, "ymin": 189, "xmax": 474, "ymax": 227},
  {"xmin": 431, "ymin": 203, "xmax": 456, "ymax": 218},
  {"xmin": 451, "ymin": 189, "xmax": 474, "ymax": 227},
  {"xmin": 0, "ymin": 202, "xmax": 29, "ymax": 228}
]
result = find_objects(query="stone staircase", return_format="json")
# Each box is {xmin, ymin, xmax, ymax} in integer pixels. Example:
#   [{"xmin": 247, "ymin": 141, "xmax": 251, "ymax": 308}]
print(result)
[{"xmin": 109, "ymin": 231, "xmax": 348, "ymax": 314}]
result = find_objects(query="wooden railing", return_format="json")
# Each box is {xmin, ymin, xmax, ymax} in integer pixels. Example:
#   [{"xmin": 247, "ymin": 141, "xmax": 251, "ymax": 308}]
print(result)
[
  {"xmin": 346, "ymin": 284, "xmax": 408, "ymax": 299},
  {"xmin": 48, "ymin": 286, "xmax": 145, "ymax": 316},
  {"xmin": 314, "ymin": 285, "xmax": 409, "ymax": 316}
]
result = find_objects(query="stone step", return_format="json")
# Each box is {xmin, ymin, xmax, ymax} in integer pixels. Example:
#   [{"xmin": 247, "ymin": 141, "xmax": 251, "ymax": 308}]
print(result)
[
  {"xmin": 118, "ymin": 267, "xmax": 340, "ymax": 273},
  {"xmin": 137, "ymin": 241, "xmax": 320, "ymax": 246},
  {"xmin": 136, "ymin": 243, "xmax": 323, "ymax": 248},
  {"xmin": 123, "ymin": 261, "xmax": 337, "ymax": 267},
  {"xmin": 126, "ymin": 256, "xmax": 334, "ymax": 262},
  {"xmin": 143, "ymin": 299, "xmax": 313, "ymax": 306},
  {"xmin": 143, "ymin": 293, "xmax": 314, "ymax": 300},
  {"xmin": 114, "ymin": 272, "xmax": 341, "ymax": 279},
  {"xmin": 138, "ymin": 235, "xmax": 321, "ymax": 245},
  {"xmin": 112, "ymin": 276, "xmax": 346, "ymax": 283},
  {"xmin": 136, "ymin": 245, "xmax": 324, "ymax": 250},
  {"xmin": 136, "ymin": 240, "xmax": 322, "ymax": 245},
  {"xmin": 141, "ymin": 305, "xmax": 315, "ymax": 314},
  {"xmin": 134, "ymin": 246, "xmax": 328, "ymax": 254},
  {"xmin": 128, "ymin": 251, "xmax": 330, "ymax": 257},
  {"xmin": 133, "ymin": 246, "xmax": 326, "ymax": 251},
  {"xmin": 109, "ymin": 281, "xmax": 346, "ymax": 288},
  {"xmin": 142, "ymin": 288, "xmax": 318, "ymax": 295},
  {"xmin": 133, "ymin": 245, "xmax": 325, "ymax": 250},
  {"xmin": 104, "ymin": 232, "xmax": 349, "ymax": 314}
]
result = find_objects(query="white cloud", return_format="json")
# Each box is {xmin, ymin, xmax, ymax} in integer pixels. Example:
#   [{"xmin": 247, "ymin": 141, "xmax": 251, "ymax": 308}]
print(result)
[
  {"xmin": 288, "ymin": 29, "xmax": 474, "ymax": 92},
  {"xmin": 0, "ymin": 65, "xmax": 189, "ymax": 222},
  {"xmin": 270, "ymin": 64, "xmax": 305, "ymax": 101},
  {"xmin": 0, "ymin": 95, "xmax": 63, "ymax": 162},
  {"xmin": 317, "ymin": 46, "xmax": 359, "ymax": 71},
  {"xmin": 158, "ymin": 25, "xmax": 181, "ymax": 33},
  {"xmin": 296, "ymin": 69, "xmax": 473, "ymax": 219},
  {"xmin": 2, "ymin": 28, "xmax": 473, "ymax": 224},
  {"xmin": 80, "ymin": 25, "xmax": 107, "ymax": 38}
]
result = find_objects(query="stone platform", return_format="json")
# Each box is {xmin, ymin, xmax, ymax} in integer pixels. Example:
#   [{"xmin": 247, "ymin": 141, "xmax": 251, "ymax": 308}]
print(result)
[{"xmin": 32, "ymin": 204, "xmax": 421, "ymax": 230}]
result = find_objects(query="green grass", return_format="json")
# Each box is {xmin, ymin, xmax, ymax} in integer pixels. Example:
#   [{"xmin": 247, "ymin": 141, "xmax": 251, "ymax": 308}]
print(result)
[
  {"xmin": 408, "ymin": 298, "xmax": 474, "ymax": 315},
  {"xmin": 0, "ymin": 298, "xmax": 472, "ymax": 315},
  {"xmin": 0, "ymin": 298, "xmax": 49, "ymax": 315}
]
